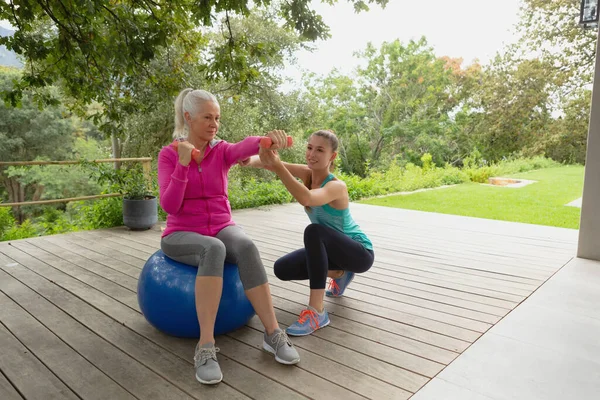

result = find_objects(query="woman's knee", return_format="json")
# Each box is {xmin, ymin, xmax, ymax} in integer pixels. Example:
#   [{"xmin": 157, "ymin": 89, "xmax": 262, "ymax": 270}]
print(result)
[
  {"xmin": 232, "ymin": 236, "xmax": 259, "ymax": 260},
  {"xmin": 304, "ymin": 223, "xmax": 325, "ymax": 243},
  {"xmin": 203, "ymin": 237, "xmax": 226, "ymax": 258},
  {"xmin": 273, "ymin": 258, "xmax": 286, "ymax": 280},
  {"xmin": 197, "ymin": 237, "xmax": 226, "ymax": 277},
  {"xmin": 304, "ymin": 223, "xmax": 323, "ymax": 234}
]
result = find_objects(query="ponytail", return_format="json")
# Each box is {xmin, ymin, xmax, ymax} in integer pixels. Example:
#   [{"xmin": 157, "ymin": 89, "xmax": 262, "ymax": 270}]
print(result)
[
  {"xmin": 172, "ymin": 88, "xmax": 219, "ymax": 139},
  {"xmin": 173, "ymin": 88, "xmax": 193, "ymax": 139}
]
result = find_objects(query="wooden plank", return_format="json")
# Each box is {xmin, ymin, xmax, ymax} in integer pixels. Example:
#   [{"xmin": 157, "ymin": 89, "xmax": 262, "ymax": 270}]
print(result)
[
  {"xmin": 53, "ymin": 232, "xmax": 483, "ymax": 342},
  {"xmin": 0, "ymin": 269, "xmax": 197, "ymax": 400},
  {"xmin": 0, "ymin": 245, "xmax": 391, "ymax": 400},
  {"xmin": 0, "ymin": 371, "xmax": 23, "ymax": 400},
  {"xmin": 253, "ymin": 306, "xmax": 445, "ymax": 378},
  {"xmin": 228, "ymin": 327, "xmax": 414, "ymax": 398},
  {"xmin": 36, "ymin": 231, "xmax": 461, "ymax": 363},
  {"xmin": 237, "ymin": 218, "xmax": 564, "ymax": 272},
  {"xmin": 272, "ymin": 295, "xmax": 458, "ymax": 364},
  {"xmin": 268, "ymin": 285, "xmax": 473, "ymax": 353},
  {"xmin": 39, "ymin": 230, "xmax": 407, "ymax": 397},
  {"xmin": 227, "ymin": 325, "xmax": 414, "ymax": 399},
  {"xmin": 41, "ymin": 235, "xmax": 141, "ymax": 277},
  {"xmin": 256, "ymin": 245, "xmax": 525, "ymax": 303},
  {"xmin": 71, "ymin": 232, "xmax": 151, "ymax": 261},
  {"xmin": 107, "ymin": 228, "xmax": 520, "ymax": 310},
  {"xmin": 45, "ymin": 235, "xmax": 143, "ymax": 274},
  {"xmin": 76, "ymin": 230, "xmax": 486, "ymax": 342},
  {"xmin": 63, "ymin": 232, "xmax": 499, "ymax": 329},
  {"xmin": 351, "ymin": 275, "xmax": 510, "ymax": 316},
  {"xmin": 227, "ymin": 220, "xmax": 557, "ymax": 283},
  {"xmin": 263, "ymin": 265, "xmax": 492, "ymax": 333},
  {"xmin": 0, "ymin": 253, "xmax": 283, "ymax": 400},
  {"xmin": 0, "ymin": 289, "xmax": 136, "ymax": 400},
  {"xmin": 236, "ymin": 225, "xmax": 548, "ymax": 285},
  {"xmin": 31, "ymin": 239, "xmax": 139, "ymax": 290},
  {"xmin": 236, "ymin": 219, "xmax": 557, "ymax": 280},
  {"xmin": 234, "ymin": 204, "xmax": 577, "ymax": 253},
  {"xmin": 0, "ymin": 247, "xmax": 309, "ymax": 400},
  {"xmin": 102, "ymin": 228, "xmax": 517, "ymax": 316},
  {"xmin": 215, "ymin": 334, "xmax": 370, "ymax": 400},
  {"xmin": 232, "ymin": 224, "xmax": 551, "ymax": 286},
  {"xmin": 0, "ymin": 323, "xmax": 71, "ymax": 400},
  {"xmin": 9, "ymin": 241, "xmax": 140, "ymax": 311}
]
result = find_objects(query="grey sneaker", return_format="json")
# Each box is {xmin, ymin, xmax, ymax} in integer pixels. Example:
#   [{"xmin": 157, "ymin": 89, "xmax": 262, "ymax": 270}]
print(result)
[
  {"xmin": 194, "ymin": 343, "xmax": 223, "ymax": 385},
  {"xmin": 263, "ymin": 328, "xmax": 300, "ymax": 365}
]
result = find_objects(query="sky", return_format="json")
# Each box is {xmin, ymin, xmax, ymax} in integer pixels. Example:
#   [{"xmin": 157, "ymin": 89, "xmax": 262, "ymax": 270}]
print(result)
[
  {"xmin": 283, "ymin": 0, "xmax": 523, "ymax": 83},
  {"xmin": 0, "ymin": 0, "xmax": 524, "ymax": 81}
]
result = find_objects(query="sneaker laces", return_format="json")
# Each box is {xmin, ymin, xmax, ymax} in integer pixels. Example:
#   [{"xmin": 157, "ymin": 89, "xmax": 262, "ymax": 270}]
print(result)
[
  {"xmin": 327, "ymin": 278, "xmax": 341, "ymax": 296},
  {"xmin": 297, "ymin": 309, "xmax": 320, "ymax": 330},
  {"xmin": 194, "ymin": 345, "xmax": 220, "ymax": 366},
  {"xmin": 270, "ymin": 329, "xmax": 293, "ymax": 350}
]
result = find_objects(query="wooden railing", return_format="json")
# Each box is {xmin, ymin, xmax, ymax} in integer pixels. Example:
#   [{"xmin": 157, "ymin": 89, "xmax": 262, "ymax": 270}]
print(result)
[{"xmin": 0, "ymin": 157, "xmax": 152, "ymax": 207}]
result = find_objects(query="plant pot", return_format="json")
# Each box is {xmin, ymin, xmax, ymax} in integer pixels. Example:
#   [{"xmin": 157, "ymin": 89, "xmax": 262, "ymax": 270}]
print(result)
[{"xmin": 123, "ymin": 196, "xmax": 158, "ymax": 230}]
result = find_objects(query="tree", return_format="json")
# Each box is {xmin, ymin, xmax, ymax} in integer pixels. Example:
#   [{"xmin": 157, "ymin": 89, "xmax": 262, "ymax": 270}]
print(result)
[
  {"xmin": 0, "ymin": 66, "xmax": 76, "ymax": 220},
  {"xmin": 517, "ymin": 0, "xmax": 597, "ymax": 91},
  {"xmin": 307, "ymin": 38, "xmax": 467, "ymax": 175},
  {"xmin": 540, "ymin": 90, "xmax": 591, "ymax": 164},
  {"xmin": 0, "ymin": 0, "xmax": 388, "ymax": 140},
  {"xmin": 463, "ymin": 54, "xmax": 557, "ymax": 161},
  {"xmin": 119, "ymin": 10, "xmax": 312, "ymax": 159}
]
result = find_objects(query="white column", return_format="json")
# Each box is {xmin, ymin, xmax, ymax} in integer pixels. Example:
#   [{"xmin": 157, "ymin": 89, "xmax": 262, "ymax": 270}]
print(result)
[{"xmin": 578, "ymin": 27, "xmax": 600, "ymax": 260}]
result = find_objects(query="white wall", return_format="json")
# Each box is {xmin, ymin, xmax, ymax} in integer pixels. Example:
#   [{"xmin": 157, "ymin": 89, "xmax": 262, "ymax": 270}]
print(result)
[{"xmin": 578, "ymin": 27, "xmax": 600, "ymax": 261}]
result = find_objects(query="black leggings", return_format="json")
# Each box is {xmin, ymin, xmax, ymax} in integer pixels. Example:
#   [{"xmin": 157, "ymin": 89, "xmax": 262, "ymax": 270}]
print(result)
[{"xmin": 274, "ymin": 223, "xmax": 375, "ymax": 289}]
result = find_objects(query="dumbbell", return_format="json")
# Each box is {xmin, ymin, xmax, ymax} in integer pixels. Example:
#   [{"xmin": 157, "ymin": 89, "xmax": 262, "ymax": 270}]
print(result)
[{"xmin": 260, "ymin": 136, "xmax": 293, "ymax": 149}]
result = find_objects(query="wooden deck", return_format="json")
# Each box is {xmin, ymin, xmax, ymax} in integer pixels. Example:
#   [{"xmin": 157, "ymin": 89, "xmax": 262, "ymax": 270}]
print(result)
[{"xmin": 0, "ymin": 203, "xmax": 578, "ymax": 400}]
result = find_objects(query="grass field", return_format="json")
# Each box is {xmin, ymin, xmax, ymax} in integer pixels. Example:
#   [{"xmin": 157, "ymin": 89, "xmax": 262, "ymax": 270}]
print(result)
[{"xmin": 360, "ymin": 166, "xmax": 584, "ymax": 229}]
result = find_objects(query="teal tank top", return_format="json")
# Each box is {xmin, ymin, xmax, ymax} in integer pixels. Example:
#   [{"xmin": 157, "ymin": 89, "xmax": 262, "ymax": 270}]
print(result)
[{"xmin": 304, "ymin": 174, "xmax": 373, "ymax": 251}]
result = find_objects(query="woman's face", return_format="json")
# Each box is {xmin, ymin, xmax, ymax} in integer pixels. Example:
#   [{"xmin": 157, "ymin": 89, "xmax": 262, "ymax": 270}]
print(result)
[
  {"xmin": 186, "ymin": 101, "xmax": 220, "ymax": 142},
  {"xmin": 305, "ymin": 135, "xmax": 336, "ymax": 171}
]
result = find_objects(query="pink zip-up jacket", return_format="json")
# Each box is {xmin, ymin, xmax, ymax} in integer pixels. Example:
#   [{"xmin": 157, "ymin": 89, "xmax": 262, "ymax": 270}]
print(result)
[{"xmin": 158, "ymin": 137, "xmax": 261, "ymax": 238}]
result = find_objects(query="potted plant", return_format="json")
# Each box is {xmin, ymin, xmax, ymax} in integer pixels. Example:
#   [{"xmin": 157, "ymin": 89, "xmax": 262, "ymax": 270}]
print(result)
[{"xmin": 86, "ymin": 162, "xmax": 158, "ymax": 230}]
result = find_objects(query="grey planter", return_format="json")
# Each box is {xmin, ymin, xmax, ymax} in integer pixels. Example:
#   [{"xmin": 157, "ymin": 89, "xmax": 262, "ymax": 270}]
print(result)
[{"xmin": 123, "ymin": 196, "xmax": 158, "ymax": 230}]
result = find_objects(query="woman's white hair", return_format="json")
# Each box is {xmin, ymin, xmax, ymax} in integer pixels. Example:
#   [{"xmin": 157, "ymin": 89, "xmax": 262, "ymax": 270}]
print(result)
[{"xmin": 173, "ymin": 88, "xmax": 219, "ymax": 139}]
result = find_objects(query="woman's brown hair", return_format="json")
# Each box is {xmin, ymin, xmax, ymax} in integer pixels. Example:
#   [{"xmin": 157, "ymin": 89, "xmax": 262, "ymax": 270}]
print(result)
[{"xmin": 304, "ymin": 130, "xmax": 339, "ymax": 211}]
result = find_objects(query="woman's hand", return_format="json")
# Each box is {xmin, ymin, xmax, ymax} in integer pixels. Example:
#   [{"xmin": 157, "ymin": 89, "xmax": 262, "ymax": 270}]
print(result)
[
  {"xmin": 177, "ymin": 141, "xmax": 195, "ymax": 166},
  {"xmin": 259, "ymin": 147, "xmax": 283, "ymax": 169},
  {"xmin": 266, "ymin": 130, "xmax": 288, "ymax": 149}
]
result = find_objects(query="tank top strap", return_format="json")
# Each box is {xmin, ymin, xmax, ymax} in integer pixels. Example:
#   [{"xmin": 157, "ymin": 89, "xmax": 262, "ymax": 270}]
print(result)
[{"xmin": 320, "ymin": 173, "xmax": 336, "ymax": 188}]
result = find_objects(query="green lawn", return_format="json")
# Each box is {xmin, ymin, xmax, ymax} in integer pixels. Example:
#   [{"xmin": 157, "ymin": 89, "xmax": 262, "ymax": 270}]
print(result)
[{"xmin": 360, "ymin": 166, "xmax": 584, "ymax": 229}]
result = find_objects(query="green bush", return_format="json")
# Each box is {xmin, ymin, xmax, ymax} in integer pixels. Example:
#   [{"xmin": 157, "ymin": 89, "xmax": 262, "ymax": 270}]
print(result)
[
  {"xmin": 464, "ymin": 156, "xmax": 559, "ymax": 183},
  {"xmin": 1, "ymin": 220, "xmax": 38, "ymax": 241},
  {"xmin": 0, "ymin": 207, "xmax": 15, "ymax": 238},
  {"xmin": 229, "ymin": 178, "xmax": 293, "ymax": 209},
  {"xmin": 36, "ymin": 207, "xmax": 77, "ymax": 235},
  {"xmin": 71, "ymin": 197, "xmax": 124, "ymax": 230}
]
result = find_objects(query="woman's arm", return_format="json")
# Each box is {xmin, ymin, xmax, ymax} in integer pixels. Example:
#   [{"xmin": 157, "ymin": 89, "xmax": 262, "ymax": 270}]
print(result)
[
  {"xmin": 157, "ymin": 148, "xmax": 189, "ymax": 215},
  {"xmin": 272, "ymin": 162, "xmax": 345, "ymax": 207},
  {"xmin": 223, "ymin": 136, "xmax": 262, "ymax": 167},
  {"xmin": 243, "ymin": 155, "xmax": 311, "ymax": 180},
  {"xmin": 225, "ymin": 130, "xmax": 290, "ymax": 167},
  {"xmin": 260, "ymin": 148, "xmax": 344, "ymax": 207}
]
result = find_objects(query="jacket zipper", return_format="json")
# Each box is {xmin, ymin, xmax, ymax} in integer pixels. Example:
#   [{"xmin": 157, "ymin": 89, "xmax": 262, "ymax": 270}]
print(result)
[{"xmin": 198, "ymin": 156, "xmax": 211, "ymax": 235}]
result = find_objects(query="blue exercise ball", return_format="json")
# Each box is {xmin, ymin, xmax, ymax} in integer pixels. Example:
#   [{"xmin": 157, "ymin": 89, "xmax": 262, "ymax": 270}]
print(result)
[{"xmin": 137, "ymin": 250, "xmax": 255, "ymax": 338}]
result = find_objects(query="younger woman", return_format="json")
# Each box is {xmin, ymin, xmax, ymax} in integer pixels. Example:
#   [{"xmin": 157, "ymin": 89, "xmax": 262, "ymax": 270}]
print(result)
[{"xmin": 252, "ymin": 130, "xmax": 375, "ymax": 336}]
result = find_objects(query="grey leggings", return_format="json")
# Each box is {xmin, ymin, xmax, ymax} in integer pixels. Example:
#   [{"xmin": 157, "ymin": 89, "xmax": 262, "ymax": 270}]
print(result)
[{"xmin": 160, "ymin": 225, "xmax": 268, "ymax": 290}]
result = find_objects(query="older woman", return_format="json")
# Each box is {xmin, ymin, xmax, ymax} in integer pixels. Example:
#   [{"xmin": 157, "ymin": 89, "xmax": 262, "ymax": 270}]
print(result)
[{"xmin": 158, "ymin": 88, "xmax": 299, "ymax": 385}]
